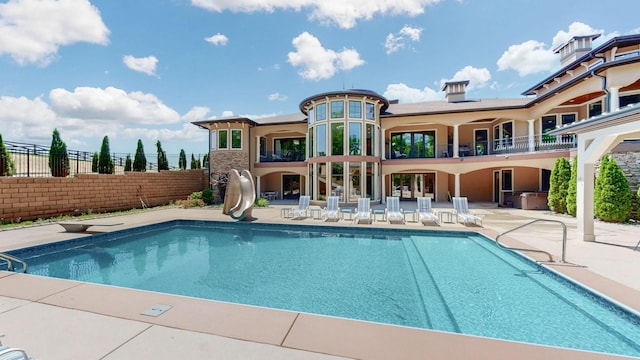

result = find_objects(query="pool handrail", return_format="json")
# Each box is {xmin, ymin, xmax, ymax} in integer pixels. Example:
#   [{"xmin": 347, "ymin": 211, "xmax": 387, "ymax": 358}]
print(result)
[
  {"xmin": 495, "ymin": 219, "xmax": 567, "ymax": 263},
  {"xmin": 0, "ymin": 252, "xmax": 27, "ymax": 273}
]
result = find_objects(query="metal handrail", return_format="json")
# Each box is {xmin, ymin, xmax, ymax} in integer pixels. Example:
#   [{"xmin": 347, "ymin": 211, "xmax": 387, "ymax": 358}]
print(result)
[
  {"xmin": 0, "ymin": 253, "xmax": 27, "ymax": 273},
  {"xmin": 495, "ymin": 219, "xmax": 567, "ymax": 263}
]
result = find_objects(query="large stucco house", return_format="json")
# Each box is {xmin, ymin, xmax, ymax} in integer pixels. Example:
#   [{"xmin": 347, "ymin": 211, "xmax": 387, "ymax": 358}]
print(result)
[{"xmin": 193, "ymin": 33, "xmax": 640, "ymax": 207}]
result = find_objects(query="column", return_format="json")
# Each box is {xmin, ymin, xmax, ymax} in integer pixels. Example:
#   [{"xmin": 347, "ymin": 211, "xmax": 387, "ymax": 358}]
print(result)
[
  {"xmin": 380, "ymin": 128, "xmax": 386, "ymax": 160},
  {"xmin": 453, "ymin": 125, "xmax": 460, "ymax": 158},
  {"xmin": 609, "ymin": 87, "xmax": 620, "ymax": 112},
  {"xmin": 256, "ymin": 175, "xmax": 261, "ymax": 198},
  {"xmin": 454, "ymin": 173, "xmax": 460, "ymax": 197},
  {"xmin": 577, "ymin": 140, "xmax": 595, "ymax": 241},
  {"xmin": 255, "ymin": 136, "xmax": 261, "ymax": 163},
  {"xmin": 528, "ymin": 119, "xmax": 535, "ymax": 152},
  {"xmin": 381, "ymin": 174, "xmax": 386, "ymax": 203}
]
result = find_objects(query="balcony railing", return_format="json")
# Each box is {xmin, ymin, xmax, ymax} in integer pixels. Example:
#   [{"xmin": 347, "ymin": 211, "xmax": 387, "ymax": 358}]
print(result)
[{"xmin": 386, "ymin": 134, "xmax": 576, "ymax": 159}]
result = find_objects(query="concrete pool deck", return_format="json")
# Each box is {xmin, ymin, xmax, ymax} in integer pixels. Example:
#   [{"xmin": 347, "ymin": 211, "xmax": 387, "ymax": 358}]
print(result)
[{"xmin": 0, "ymin": 202, "xmax": 639, "ymax": 359}]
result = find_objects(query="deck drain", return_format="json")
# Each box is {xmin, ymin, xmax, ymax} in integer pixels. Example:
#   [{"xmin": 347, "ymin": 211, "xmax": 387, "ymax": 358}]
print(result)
[{"xmin": 141, "ymin": 304, "xmax": 172, "ymax": 317}]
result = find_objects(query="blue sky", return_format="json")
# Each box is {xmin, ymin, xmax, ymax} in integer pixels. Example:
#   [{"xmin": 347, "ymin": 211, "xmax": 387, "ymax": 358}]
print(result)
[{"xmin": 1, "ymin": 0, "xmax": 639, "ymax": 157}]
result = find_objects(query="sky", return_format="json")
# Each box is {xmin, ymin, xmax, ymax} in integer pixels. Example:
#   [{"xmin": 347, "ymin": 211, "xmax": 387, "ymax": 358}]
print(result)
[{"xmin": 1, "ymin": 0, "xmax": 639, "ymax": 158}]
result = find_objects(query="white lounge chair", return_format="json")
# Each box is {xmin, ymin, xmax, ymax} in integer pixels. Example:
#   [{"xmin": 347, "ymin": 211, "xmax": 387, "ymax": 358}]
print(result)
[
  {"xmin": 452, "ymin": 197, "xmax": 483, "ymax": 226},
  {"xmin": 353, "ymin": 198, "xmax": 372, "ymax": 224},
  {"xmin": 322, "ymin": 196, "xmax": 340, "ymax": 221},
  {"xmin": 0, "ymin": 335, "xmax": 30, "ymax": 360},
  {"xmin": 289, "ymin": 195, "xmax": 310, "ymax": 219},
  {"xmin": 385, "ymin": 196, "xmax": 405, "ymax": 224},
  {"xmin": 416, "ymin": 197, "xmax": 439, "ymax": 226}
]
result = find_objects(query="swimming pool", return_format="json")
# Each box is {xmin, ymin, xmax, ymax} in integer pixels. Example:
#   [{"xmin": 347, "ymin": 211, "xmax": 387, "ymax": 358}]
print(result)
[{"xmin": 4, "ymin": 220, "xmax": 640, "ymax": 358}]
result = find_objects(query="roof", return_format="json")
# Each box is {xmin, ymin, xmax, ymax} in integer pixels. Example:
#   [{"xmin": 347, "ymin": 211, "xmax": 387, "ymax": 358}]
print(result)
[
  {"xmin": 191, "ymin": 116, "xmax": 257, "ymax": 129},
  {"xmin": 384, "ymin": 98, "xmax": 530, "ymax": 117},
  {"xmin": 253, "ymin": 112, "xmax": 307, "ymax": 125},
  {"xmin": 549, "ymin": 102, "xmax": 640, "ymax": 135},
  {"xmin": 299, "ymin": 89, "xmax": 389, "ymax": 114}
]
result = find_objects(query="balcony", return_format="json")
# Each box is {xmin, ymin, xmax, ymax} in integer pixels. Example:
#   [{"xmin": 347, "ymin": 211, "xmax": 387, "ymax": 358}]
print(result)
[
  {"xmin": 386, "ymin": 134, "xmax": 576, "ymax": 159},
  {"xmin": 259, "ymin": 150, "xmax": 306, "ymax": 163}
]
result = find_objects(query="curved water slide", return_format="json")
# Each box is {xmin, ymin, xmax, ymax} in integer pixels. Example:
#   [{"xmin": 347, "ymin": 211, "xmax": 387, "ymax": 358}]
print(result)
[{"xmin": 222, "ymin": 169, "xmax": 256, "ymax": 221}]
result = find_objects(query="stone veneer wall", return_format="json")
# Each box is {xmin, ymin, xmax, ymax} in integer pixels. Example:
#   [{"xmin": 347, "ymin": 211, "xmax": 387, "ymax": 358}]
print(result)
[
  {"xmin": 610, "ymin": 152, "xmax": 640, "ymax": 192},
  {"xmin": 0, "ymin": 170, "xmax": 207, "ymax": 222},
  {"xmin": 209, "ymin": 150, "xmax": 250, "ymax": 177}
]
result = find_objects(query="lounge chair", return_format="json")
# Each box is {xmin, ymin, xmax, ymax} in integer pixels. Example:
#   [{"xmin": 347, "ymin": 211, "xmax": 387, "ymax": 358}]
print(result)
[
  {"xmin": 0, "ymin": 335, "xmax": 30, "ymax": 360},
  {"xmin": 385, "ymin": 196, "xmax": 405, "ymax": 224},
  {"xmin": 289, "ymin": 195, "xmax": 310, "ymax": 219},
  {"xmin": 452, "ymin": 197, "xmax": 483, "ymax": 226},
  {"xmin": 322, "ymin": 196, "xmax": 340, "ymax": 221},
  {"xmin": 353, "ymin": 198, "xmax": 372, "ymax": 224},
  {"xmin": 416, "ymin": 197, "xmax": 439, "ymax": 226}
]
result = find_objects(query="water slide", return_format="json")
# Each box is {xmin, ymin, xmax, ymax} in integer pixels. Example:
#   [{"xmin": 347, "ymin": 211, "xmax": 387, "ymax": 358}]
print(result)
[{"xmin": 222, "ymin": 169, "xmax": 256, "ymax": 221}]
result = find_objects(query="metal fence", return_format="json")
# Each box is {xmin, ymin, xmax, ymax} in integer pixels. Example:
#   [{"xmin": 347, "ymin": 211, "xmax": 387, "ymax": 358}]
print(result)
[{"xmin": 2, "ymin": 140, "xmax": 207, "ymax": 177}]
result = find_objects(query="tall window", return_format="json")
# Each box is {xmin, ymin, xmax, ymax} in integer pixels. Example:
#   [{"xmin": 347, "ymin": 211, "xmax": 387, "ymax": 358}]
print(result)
[
  {"xmin": 308, "ymin": 127, "xmax": 314, "ymax": 158},
  {"xmin": 231, "ymin": 130, "xmax": 242, "ymax": 149},
  {"xmin": 366, "ymin": 124, "xmax": 375, "ymax": 156},
  {"xmin": 331, "ymin": 162, "xmax": 344, "ymax": 201},
  {"xmin": 348, "ymin": 100, "xmax": 362, "ymax": 118},
  {"xmin": 331, "ymin": 123, "xmax": 344, "ymax": 155},
  {"xmin": 365, "ymin": 103, "xmax": 375, "ymax": 120},
  {"xmin": 274, "ymin": 137, "xmax": 305, "ymax": 161},
  {"xmin": 493, "ymin": 122, "xmax": 513, "ymax": 149},
  {"xmin": 218, "ymin": 129, "xmax": 228, "ymax": 149},
  {"xmin": 349, "ymin": 122, "xmax": 361, "ymax": 155},
  {"xmin": 330, "ymin": 100, "xmax": 344, "ymax": 119},
  {"xmin": 390, "ymin": 131, "xmax": 435, "ymax": 158},
  {"xmin": 588, "ymin": 100, "xmax": 602, "ymax": 118},
  {"xmin": 308, "ymin": 107, "xmax": 315, "ymax": 125},
  {"xmin": 316, "ymin": 103, "xmax": 326, "ymax": 121},
  {"xmin": 210, "ymin": 130, "xmax": 217, "ymax": 150},
  {"xmin": 316, "ymin": 124, "xmax": 327, "ymax": 156}
]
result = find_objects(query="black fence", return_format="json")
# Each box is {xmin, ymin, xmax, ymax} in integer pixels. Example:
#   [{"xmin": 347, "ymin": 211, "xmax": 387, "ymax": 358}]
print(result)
[{"xmin": 2, "ymin": 140, "xmax": 207, "ymax": 177}]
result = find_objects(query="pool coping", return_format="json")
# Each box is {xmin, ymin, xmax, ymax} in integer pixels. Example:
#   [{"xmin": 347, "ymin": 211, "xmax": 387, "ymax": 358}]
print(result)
[{"xmin": 1, "ymin": 206, "xmax": 639, "ymax": 359}]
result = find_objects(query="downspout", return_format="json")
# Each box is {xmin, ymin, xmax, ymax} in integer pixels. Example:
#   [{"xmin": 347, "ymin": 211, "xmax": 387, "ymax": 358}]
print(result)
[{"xmin": 591, "ymin": 53, "xmax": 609, "ymax": 112}]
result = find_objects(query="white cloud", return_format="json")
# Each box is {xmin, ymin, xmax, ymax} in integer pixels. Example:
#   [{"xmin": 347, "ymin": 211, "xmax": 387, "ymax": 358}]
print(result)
[
  {"xmin": 181, "ymin": 106, "xmax": 211, "ymax": 121},
  {"xmin": 222, "ymin": 110, "xmax": 234, "ymax": 117},
  {"xmin": 442, "ymin": 66, "xmax": 492, "ymax": 90},
  {"xmin": 191, "ymin": 0, "xmax": 441, "ymax": 29},
  {"xmin": 287, "ymin": 32, "xmax": 364, "ymax": 81},
  {"xmin": 383, "ymin": 83, "xmax": 442, "ymax": 103},
  {"xmin": 0, "ymin": 95, "xmax": 58, "ymax": 140},
  {"xmin": 204, "ymin": 33, "xmax": 229, "ymax": 46},
  {"xmin": 385, "ymin": 25, "xmax": 423, "ymax": 54},
  {"xmin": 268, "ymin": 93, "xmax": 288, "ymax": 101},
  {"xmin": 497, "ymin": 22, "xmax": 605, "ymax": 77},
  {"xmin": 49, "ymin": 86, "xmax": 180, "ymax": 125},
  {"xmin": 0, "ymin": 0, "xmax": 109, "ymax": 66},
  {"xmin": 123, "ymin": 55, "xmax": 159, "ymax": 76}
]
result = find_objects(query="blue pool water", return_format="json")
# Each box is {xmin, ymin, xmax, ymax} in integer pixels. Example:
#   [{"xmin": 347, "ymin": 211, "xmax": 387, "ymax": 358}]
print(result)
[{"xmin": 4, "ymin": 220, "xmax": 640, "ymax": 358}]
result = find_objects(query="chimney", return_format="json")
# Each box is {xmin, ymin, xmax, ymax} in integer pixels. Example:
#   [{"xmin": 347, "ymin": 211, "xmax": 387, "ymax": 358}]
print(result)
[
  {"xmin": 442, "ymin": 80, "xmax": 469, "ymax": 103},
  {"xmin": 554, "ymin": 34, "xmax": 601, "ymax": 67}
]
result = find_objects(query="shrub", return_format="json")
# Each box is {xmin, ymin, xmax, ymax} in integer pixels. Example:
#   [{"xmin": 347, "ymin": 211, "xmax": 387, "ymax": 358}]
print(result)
[
  {"xmin": 566, "ymin": 155, "xmax": 578, "ymax": 216},
  {"xmin": 156, "ymin": 140, "xmax": 169, "ymax": 171},
  {"xmin": 133, "ymin": 139, "xmax": 147, "ymax": 172},
  {"xmin": 594, "ymin": 155, "xmax": 632, "ymax": 222},
  {"xmin": 0, "ymin": 133, "xmax": 16, "ymax": 176},
  {"xmin": 254, "ymin": 197, "xmax": 269, "ymax": 207},
  {"xmin": 176, "ymin": 198, "xmax": 205, "ymax": 208},
  {"xmin": 98, "ymin": 136, "xmax": 114, "ymax": 174},
  {"xmin": 188, "ymin": 191, "xmax": 202, "ymax": 200},
  {"xmin": 190, "ymin": 154, "xmax": 201, "ymax": 169},
  {"xmin": 178, "ymin": 149, "xmax": 187, "ymax": 170},
  {"xmin": 49, "ymin": 128, "xmax": 70, "ymax": 177},
  {"xmin": 124, "ymin": 154, "xmax": 132, "ymax": 171},
  {"xmin": 547, "ymin": 157, "xmax": 571, "ymax": 213},
  {"xmin": 91, "ymin": 152, "xmax": 98, "ymax": 172},
  {"xmin": 202, "ymin": 188, "xmax": 213, "ymax": 204}
]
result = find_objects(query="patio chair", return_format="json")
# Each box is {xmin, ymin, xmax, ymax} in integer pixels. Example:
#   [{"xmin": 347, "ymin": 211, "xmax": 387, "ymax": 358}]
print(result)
[
  {"xmin": 353, "ymin": 198, "xmax": 372, "ymax": 224},
  {"xmin": 322, "ymin": 196, "xmax": 340, "ymax": 222},
  {"xmin": 452, "ymin": 197, "xmax": 483, "ymax": 226},
  {"xmin": 416, "ymin": 197, "xmax": 439, "ymax": 226},
  {"xmin": 0, "ymin": 335, "xmax": 30, "ymax": 360},
  {"xmin": 385, "ymin": 196, "xmax": 405, "ymax": 224},
  {"xmin": 289, "ymin": 195, "xmax": 310, "ymax": 219}
]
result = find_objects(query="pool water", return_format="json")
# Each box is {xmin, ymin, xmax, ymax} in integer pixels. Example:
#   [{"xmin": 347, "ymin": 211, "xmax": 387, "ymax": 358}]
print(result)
[{"xmin": 6, "ymin": 220, "xmax": 640, "ymax": 357}]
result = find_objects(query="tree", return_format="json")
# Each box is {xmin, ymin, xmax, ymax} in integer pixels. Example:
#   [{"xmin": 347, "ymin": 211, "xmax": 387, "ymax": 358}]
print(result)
[
  {"xmin": 133, "ymin": 139, "xmax": 147, "ymax": 172},
  {"xmin": 594, "ymin": 155, "xmax": 632, "ymax": 222},
  {"xmin": 0, "ymin": 133, "xmax": 16, "ymax": 176},
  {"xmin": 48, "ymin": 128, "xmax": 70, "ymax": 177},
  {"xmin": 203, "ymin": 153, "xmax": 209, "ymax": 168},
  {"xmin": 178, "ymin": 149, "xmax": 187, "ymax": 170},
  {"xmin": 124, "ymin": 154, "xmax": 132, "ymax": 171},
  {"xmin": 566, "ymin": 155, "xmax": 578, "ymax": 217},
  {"xmin": 91, "ymin": 152, "xmax": 99, "ymax": 172},
  {"xmin": 547, "ymin": 157, "xmax": 571, "ymax": 214},
  {"xmin": 98, "ymin": 136, "xmax": 114, "ymax": 174},
  {"xmin": 156, "ymin": 140, "xmax": 169, "ymax": 171},
  {"xmin": 190, "ymin": 154, "xmax": 201, "ymax": 169}
]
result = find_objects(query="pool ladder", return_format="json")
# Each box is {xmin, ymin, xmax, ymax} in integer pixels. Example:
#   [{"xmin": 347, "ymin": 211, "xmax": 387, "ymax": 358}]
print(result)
[
  {"xmin": 0, "ymin": 252, "xmax": 27, "ymax": 273},
  {"xmin": 495, "ymin": 219, "xmax": 567, "ymax": 263}
]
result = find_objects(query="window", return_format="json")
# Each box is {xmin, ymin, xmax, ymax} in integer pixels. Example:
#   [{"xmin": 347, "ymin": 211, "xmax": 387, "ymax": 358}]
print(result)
[
  {"xmin": 501, "ymin": 169, "xmax": 513, "ymax": 191},
  {"xmin": 349, "ymin": 122, "xmax": 361, "ymax": 155},
  {"xmin": 331, "ymin": 123, "xmax": 344, "ymax": 155},
  {"xmin": 218, "ymin": 129, "xmax": 228, "ymax": 149},
  {"xmin": 348, "ymin": 100, "xmax": 362, "ymax": 118},
  {"xmin": 231, "ymin": 130, "xmax": 242, "ymax": 149},
  {"xmin": 210, "ymin": 130, "xmax": 217, "ymax": 150},
  {"xmin": 620, "ymin": 93, "xmax": 640, "ymax": 107},
  {"xmin": 493, "ymin": 122, "xmax": 513, "ymax": 149},
  {"xmin": 331, "ymin": 162, "xmax": 344, "ymax": 201},
  {"xmin": 365, "ymin": 124, "xmax": 375, "ymax": 156},
  {"xmin": 316, "ymin": 124, "xmax": 327, "ymax": 156},
  {"xmin": 330, "ymin": 100, "xmax": 344, "ymax": 119},
  {"xmin": 308, "ymin": 107, "xmax": 314, "ymax": 125},
  {"xmin": 274, "ymin": 137, "xmax": 305, "ymax": 161},
  {"xmin": 308, "ymin": 127, "xmax": 314, "ymax": 159},
  {"xmin": 316, "ymin": 103, "xmax": 326, "ymax": 121},
  {"xmin": 365, "ymin": 103, "xmax": 375, "ymax": 120},
  {"xmin": 588, "ymin": 100, "xmax": 602, "ymax": 118},
  {"xmin": 541, "ymin": 115, "xmax": 556, "ymax": 143},
  {"xmin": 390, "ymin": 131, "xmax": 435, "ymax": 158}
]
